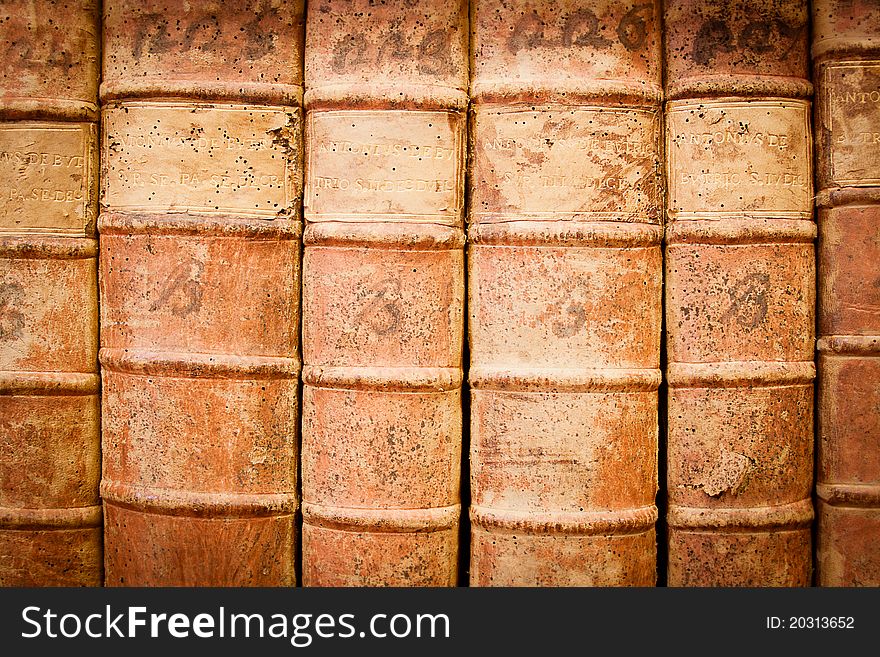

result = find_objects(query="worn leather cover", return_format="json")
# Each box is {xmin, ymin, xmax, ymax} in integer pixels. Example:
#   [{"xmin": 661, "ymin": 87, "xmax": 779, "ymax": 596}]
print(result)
[
  {"xmin": 100, "ymin": 0, "xmax": 303, "ymax": 586},
  {"xmin": 814, "ymin": 0, "xmax": 880, "ymax": 587},
  {"xmin": 468, "ymin": 0, "xmax": 662, "ymax": 586},
  {"xmin": 664, "ymin": 0, "xmax": 815, "ymax": 586},
  {"xmin": 0, "ymin": 0, "xmax": 101, "ymax": 587},
  {"xmin": 301, "ymin": 0, "xmax": 467, "ymax": 586}
]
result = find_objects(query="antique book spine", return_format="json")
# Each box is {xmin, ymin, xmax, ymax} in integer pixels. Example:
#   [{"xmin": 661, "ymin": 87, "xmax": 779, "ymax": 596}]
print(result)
[
  {"xmin": 301, "ymin": 0, "xmax": 466, "ymax": 586},
  {"xmin": 664, "ymin": 0, "xmax": 815, "ymax": 586},
  {"xmin": 468, "ymin": 0, "xmax": 662, "ymax": 586},
  {"xmin": 814, "ymin": 0, "xmax": 880, "ymax": 587},
  {"xmin": 100, "ymin": 0, "xmax": 303, "ymax": 585},
  {"xmin": 0, "ymin": 0, "xmax": 101, "ymax": 586}
]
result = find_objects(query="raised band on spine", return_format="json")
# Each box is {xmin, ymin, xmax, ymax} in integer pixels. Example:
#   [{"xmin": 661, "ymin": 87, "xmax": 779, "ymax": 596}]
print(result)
[
  {"xmin": 666, "ymin": 219, "xmax": 817, "ymax": 245},
  {"xmin": 100, "ymin": 348, "xmax": 300, "ymax": 379},
  {"xmin": 0, "ymin": 371, "xmax": 100, "ymax": 396},
  {"xmin": 667, "ymin": 361, "xmax": 816, "ymax": 388},
  {"xmin": 0, "ymin": 237, "xmax": 98, "ymax": 259},
  {"xmin": 469, "ymin": 222, "xmax": 662, "ymax": 247},
  {"xmin": 100, "ymin": 81, "xmax": 303, "ymax": 106},
  {"xmin": 303, "ymin": 366, "xmax": 461, "ymax": 392},
  {"xmin": 0, "ymin": 98, "xmax": 99, "ymax": 122},
  {"xmin": 0, "ymin": 505, "xmax": 102, "ymax": 530},
  {"xmin": 818, "ymin": 336, "xmax": 880, "ymax": 355},
  {"xmin": 101, "ymin": 481, "xmax": 296, "ymax": 518},
  {"xmin": 302, "ymin": 503, "xmax": 460, "ymax": 533},
  {"xmin": 471, "ymin": 505, "xmax": 658, "ymax": 536},
  {"xmin": 811, "ymin": 40, "xmax": 880, "ymax": 60},
  {"xmin": 470, "ymin": 366, "xmax": 661, "ymax": 392},
  {"xmin": 304, "ymin": 222, "xmax": 464, "ymax": 249},
  {"xmin": 470, "ymin": 80, "xmax": 663, "ymax": 106},
  {"xmin": 98, "ymin": 213, "xmax": 301, "ymax": 238},
  {"xmin": 668, "ymin": 499, "xmax": 814, "ymax": 530},
  {"xmin": 304, "ymin": 84, "xmax": 468, "ymax": 111},
  {"xmin": 816, "ymin": 187, "xmax": 880, "ymax": 208},
  {"xmin": 667, "ymin": 75, "xmax": 813, "ymax": 100},
  {"xmin": 817, "ymin": 484, "xmax": 880, "ymax": 508}
]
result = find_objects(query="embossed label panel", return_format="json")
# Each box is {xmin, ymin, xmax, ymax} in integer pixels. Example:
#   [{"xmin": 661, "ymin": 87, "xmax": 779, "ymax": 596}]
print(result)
[
  {"xmin": 667, "ymin": 100, "xmax": 812, "ymax": 219},
  {"xmin": 305, "ymin": 110, "xmax": 464, "ymax": 224},
  {"xmin": 0, "ymin": 123, "xmax": 95, "ymax": 235},
  {"xmin": 103, "ymin": 102, "xmax": 297, "ymax": 216},
  {"xmin": 825, "ymin": 61, "xmax": 880, "ymax": 185},
  {"xmin": 472, "ymin": 106, "xmax": 660, "ymax": 223}
]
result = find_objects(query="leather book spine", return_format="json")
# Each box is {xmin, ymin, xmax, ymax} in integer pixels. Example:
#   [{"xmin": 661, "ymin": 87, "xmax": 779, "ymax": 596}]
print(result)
[
  {"xmin": 0, "ymin": 0, "xmax": 101, "ymax": 586},
  {"xmin": 301, "ymin": 0, "xmax": 467, "ymax": 586},
  {"xmin": 664, "ymin": 0, "xmax": 815, "ymax": 586},
  {"xmin": 813, "ymin": 0, "xmax": 880, "ymax": 587},
  {"xmin": 99, "ymin": 0, "xmax": 303, "ymax": 586},
  {"xmin": 468, "ymin": 0, "xmax": 662, "ymax": 586}
]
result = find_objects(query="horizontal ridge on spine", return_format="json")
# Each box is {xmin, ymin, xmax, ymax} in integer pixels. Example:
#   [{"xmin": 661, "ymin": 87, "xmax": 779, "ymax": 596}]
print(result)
[
  {"xmin": 0, "ymin": 98, "xmax": 99, "ymax": 122},
  {"xmin": 470, "ymin": 505, "xmax": 658, "ymax": 536},
  {"xmin": 817, "ymin": 335, "xmax": 880, "ymax": 355},
  {"xmin": 101, "ymin": 481, "xmax": 296, "ymax": 518},
  {"xmin": 470, "ymin": 366, "xmax": 661, "ymax": 392},
  {"xmin": 667, "ymin": 499, "xmax": 814, "ymax": 531},
  {"xmin": 304, "ymin": 222, "xmax": 464, "ymax": 248},
  {"xmin": 0, "ymin": 505, "xmax": 102, "ymax": 530},
  {"xmin": 667, "ymin": 361, "xmax": 816, "ymax": 387},
  {"xmin": 0, "ymin": 237, "xmax": 98, "ymax": 258},
  {"xmin": 100, "ymin": 348, "xmax": 300, "ymax": 379},
  {"xmin": 666, "ymin": 75, "xmax": 814, "ymax": 100},
  {"xmin": 665, "ymin": 218, "xmax": 816, "ymax": 244},
  {"xmin": 98, "ymin": 213, "xmax": 301, "ymax": 238},
  {"xmin": 470, "ymin": 80, "xmax": 662, "ymax": 105},
  {"xmin": 304, "ymin": 84, "xmax": 468, "ymax": 111},
  {"xmin": 469, "ymin": 221, "xmax": 662, "ymax": 247},
  {"xmin": 472, "ymin": 212, "xmax": 661, "ymax": 227},
  {"xmin": 811, "ymin": 40, "xmax": 880, "ymax": 60},
  {"xmin": 669, "ymin": 211, "xmax": 813, "ymax": 222},
  {"xmin": 100, "ymin": 81, "xmax": 303, "ymax": 106},
  {"xmin": 817, "ymin": 484, "xmax": 880, "ymax": 508},
  {"xmin": 304, "ymin": 214, "xmax": 462, "ymax": 227},
  {"xmin": 303, "ymin": 366, "xmax": 461, "ymax": 392},
  {"xmin": 302, "ymin": 503, "xmax": 460, "ymax": 533},
  {"xmin": 816, "ymin": 187, "xmax": 880, "ymax": 208},
  {"xmin": 0, "ymin": 371, "xmax": 99, "ymax": 396}
]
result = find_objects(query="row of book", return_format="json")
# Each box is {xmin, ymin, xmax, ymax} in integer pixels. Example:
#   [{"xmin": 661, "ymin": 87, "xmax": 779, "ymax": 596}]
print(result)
[{"xmin": 0, "ymin": 0, "xmax": 877, "ymax": 586}]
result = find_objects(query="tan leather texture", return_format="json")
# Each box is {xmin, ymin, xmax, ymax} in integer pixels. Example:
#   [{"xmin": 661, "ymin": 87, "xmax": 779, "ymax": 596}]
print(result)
[
  {"xmin": 467, "ymin": 0, "xmax": 662, "ymax": 586},
  {"xmin": 0, "ymin": 0, "xmax": 101, "ymax": 586},
  {"xmin": 664, "ymin": 0, "xmax": 815, "ymax": 587},
  {"xmin": 300, "ymin": 0, "xmax": 467, "ymax": 587},
  {"xmin": 99, "ymin": 0, "xmax": 304, "ymax": 586},
  {"xmin": 814, "ymin": 0, "xmax": 880, "ymax": 587}
]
